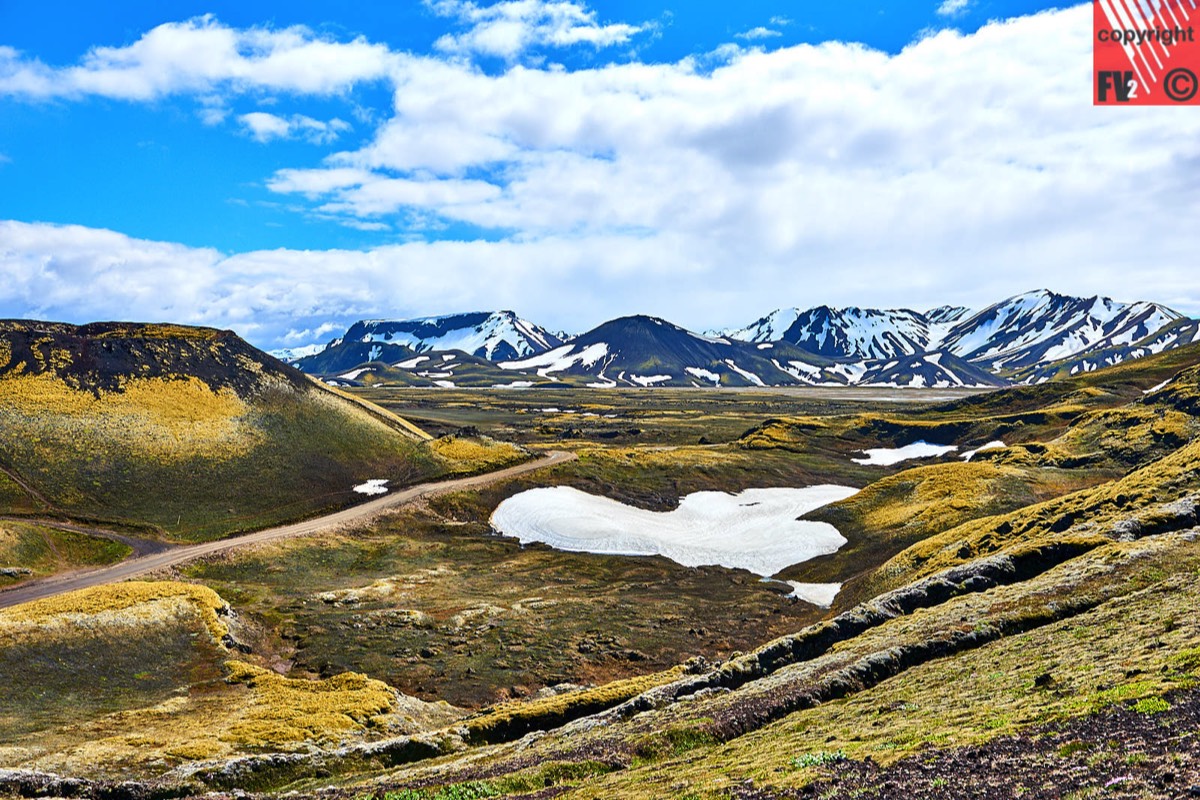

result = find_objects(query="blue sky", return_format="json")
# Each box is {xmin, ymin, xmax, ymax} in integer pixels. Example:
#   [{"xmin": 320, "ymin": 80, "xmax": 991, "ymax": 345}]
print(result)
[{"xmin": 1, "ymin": 0, "xmax": 1197, "ymax": 347}]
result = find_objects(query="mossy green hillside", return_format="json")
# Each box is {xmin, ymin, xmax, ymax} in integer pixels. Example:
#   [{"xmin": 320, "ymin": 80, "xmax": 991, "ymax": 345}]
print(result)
[
  {"xmin": 0, "ymin": 520, "xmax": 131, "ymax": 586},
  {"xmin": 0, "ymin": 581, "xmax": 462, "ymax": 779},
  {"xmin": 0, "ymin": 321, "xmax": 445, "ymax": 542}
]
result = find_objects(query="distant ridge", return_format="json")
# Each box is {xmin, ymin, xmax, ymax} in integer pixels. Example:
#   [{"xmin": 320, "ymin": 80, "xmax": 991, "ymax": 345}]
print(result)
[{"xmin": 282, "ymin": 290, "xmax": 1198, "ymax": 388}]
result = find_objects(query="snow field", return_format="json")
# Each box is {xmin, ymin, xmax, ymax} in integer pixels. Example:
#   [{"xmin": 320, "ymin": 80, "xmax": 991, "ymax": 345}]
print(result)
[
  {"xmin": 491, "ymin": 485, "xmax": 858, "ymax": 578},
  {"xmin": 852, "ymin": 441, "xmax": 959, "ymax": 466}
]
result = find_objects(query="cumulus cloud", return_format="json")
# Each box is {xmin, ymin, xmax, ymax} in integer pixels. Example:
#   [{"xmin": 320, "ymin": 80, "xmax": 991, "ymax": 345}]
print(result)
[
  {"xmin": 266, "ymin": 6, "xmax": 1200, "ymax": 272},
  {"xmin": 238, "ymin": 112, "xmax": 351, "ymax": 144},
  {"xmin": 428, "ymin": 0, "xmax": 646, "ymax": 59},
  {"xmin": 2, "ymin": 4, "xmax": 1199, "ymax": 346},
  {"xmin": 0, "ymin": 16, "xmax": 396, "ymax": 100},
  {"xmin": 937, "ymin": 0, "xmax": 973, "ymax": 17},
  {"xmin": 282, "ymin": 321, "xmax": 343, "ymax": 344},
  {"xmin": 736, "ymin": 27, "xmax": 783, "ymax": 41}
]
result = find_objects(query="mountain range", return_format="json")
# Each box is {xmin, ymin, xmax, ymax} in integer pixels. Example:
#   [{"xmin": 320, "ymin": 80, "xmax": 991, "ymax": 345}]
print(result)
[{"xmin": 277, "ymin": 290, "xmax": 1199, "ymax": 389}]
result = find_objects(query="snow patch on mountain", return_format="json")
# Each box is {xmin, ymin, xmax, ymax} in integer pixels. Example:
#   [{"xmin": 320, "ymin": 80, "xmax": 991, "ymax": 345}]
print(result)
[
  {"xmin": 500, "ymin": 342, "xmax": 610, "ymax": 377},
  {"xmin": 269, "ymin": 343, "xmax": 328, "ymax": 363},
  {"xmin": 341, "ymin": 311, "xmax": 563, "ymax": 361}
]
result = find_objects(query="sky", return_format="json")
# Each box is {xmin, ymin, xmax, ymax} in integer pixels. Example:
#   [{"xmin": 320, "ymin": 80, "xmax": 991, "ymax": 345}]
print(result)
[{"xmin": 1, "ymin": 0, "xmax": 1198, "ymax": 349}]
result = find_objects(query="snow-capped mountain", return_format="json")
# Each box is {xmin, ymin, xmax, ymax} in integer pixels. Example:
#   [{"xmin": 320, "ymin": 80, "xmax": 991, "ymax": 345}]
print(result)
[
  {"xmin": 926, "ymin": 305, "xmax": 973, "ymax": 325},
  {"xmin": 941, "ymin": 290, "xmax": 1187, "ymax": 374},
  {"xmin": 293, "ymin": 340, "xmax": 417, "ymax": 376},
  {"xmin": 493, "ymin": 315, "xmax": 1001, "ymax": 389},
  {"xmin": 268, "ymin": 343, "xmax": 328, "ymax": 363},
  {"xmin": 722, "ymin": 291, "xmax": 1195, "ymax": 384},
  {"xmin": 498, "ymin": 315, "xmax": 788, "ymax": 387},
  {"xmin": 718, "ymin": 308, "xmax": 804, "ymax": 344},
  {"xmin": 781, "ymin": 306, "xmax": 930, "ymax": 361},
  {"xmin": 724, "ymin": 306, "xmax": 933, "ymax": 361},
  {"xmin": 333, "ymin": 311, "xmax": 564, "ymax": 362},
  {"xmin": 925, "ymin": 305, "xmax": 974, "ymax": 350},
  {"xmin": 1007, "ymin": 317, "xmax": 1200, "ymax": 384},
  {"xmin": 287, "ymin": 291, "xmax": 1196, "ymax": 389}
]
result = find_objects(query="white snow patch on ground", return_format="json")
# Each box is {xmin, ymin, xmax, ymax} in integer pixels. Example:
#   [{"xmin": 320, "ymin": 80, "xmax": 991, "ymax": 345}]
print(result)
[
  {"xmin": 852, "ymin": 441, "xmax": 958, "ymax": 465},
  {"xmin": 492, "ymin": 381, "xmax": 535, "ymax": 388},
  {"xmin": 353, "ymin": 479, "xmax": 389, "ymax": 495},
  {"xmin": 491, "ymin": 485, "xmax": 857, "ymax": 578},
  {"xmin": 338, "ymin": 368, "xmax": 373, "ymax": 380},
  {"xmin": 1144, "ymin": 379, "xmax": 1172, "ymax": 395},
  {"xmin": 396, "ymin": 356, "xmax": 430, "ymax": 369},
  {"xmin": 961, "ymin": 441, "xmax": 1006, "ymax": 461},
  {"xmin": 434, "ymin": 380, "xmax": 456, "ymax": 388},
  {"xmin": 785, "ymin": 582, "xmax": 842, "ymax": 608}
]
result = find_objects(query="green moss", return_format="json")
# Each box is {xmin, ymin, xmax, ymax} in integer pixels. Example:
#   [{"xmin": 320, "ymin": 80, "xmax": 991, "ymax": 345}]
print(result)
[
  {"xmin": 0, "ymin": 521, "xmax": 131, "ymax": 584},
  {"xmin": 466, "ymin": 666, "xmax": 687, "ymax": 744}
]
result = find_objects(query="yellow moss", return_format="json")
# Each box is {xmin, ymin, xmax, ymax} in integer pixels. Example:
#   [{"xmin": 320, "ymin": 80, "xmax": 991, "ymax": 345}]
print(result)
[
  {"xmin": 0, "ymin": 373, "xmax": 256, "ymax": 461},
  {"xmin": 0, "ymin": 339, "xmax": 10, "ymax": 370},
  {"xmin": 466, "ymin": 665, "xmax": 687, "ymax": 741},
  {"xmin": 314, "ymin": 377, "xmax": 432, "ymax": 440},
  {"xmin": 862, "ymin": 437, "xmax": 1200, "ymax": 597},
  {"xmin": 738, "ymin": 417, "xmax": 832, "ymax": 450},
  {"xmin": 220, "ymin": 661, "xmax": 398, "ymax": 749},
  {"xmin": 580, "ymin": 446, "xmax": 736, "ymax": 469},
  {"xmin": 853, "ymin": 462, "xmax": 1021, "ymax": 534},
  {"xmin": 1051, "ymin": 405, "xmax": 1196, "ymax": 463},
  {"xmin": 0, "ymin": 580, "xmax": 228, "ymax": 643},
  {"xmin": 429, "ymin": 435, "xmax": 526, "ymax": 473},
  {"xmin": 92, "ymin": 323, "xmax": 220, "ymax": 341}
]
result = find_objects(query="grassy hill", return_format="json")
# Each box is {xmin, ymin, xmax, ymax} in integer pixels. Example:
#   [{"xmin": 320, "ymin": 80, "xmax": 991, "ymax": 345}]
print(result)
[
  {"xmin": 5, "ymin": 341, "xmax": 1200, "ymax": 797},
  {"xmin": 0, "ymin": 321, "xmax": 475, "ymax": 542}
]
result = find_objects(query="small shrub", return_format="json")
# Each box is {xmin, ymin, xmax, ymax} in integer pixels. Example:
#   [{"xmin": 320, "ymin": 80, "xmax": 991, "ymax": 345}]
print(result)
[
  {"xmin": 790, "ymin": 749, "xmax": 847, "ymax": 769},
  {"xmin": 1132, "ymin": 696, "xmax": 1170, "ymax": 715},
  {"xmin": 1057, "ymin": 741, "xmax": 1090, "ymax": 757}
]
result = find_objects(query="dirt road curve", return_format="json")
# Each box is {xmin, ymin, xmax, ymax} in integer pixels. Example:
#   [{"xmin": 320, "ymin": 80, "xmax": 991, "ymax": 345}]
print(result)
[{"xmin": 0, "ymin": 450, "xmax": 576, "ymax": 611}]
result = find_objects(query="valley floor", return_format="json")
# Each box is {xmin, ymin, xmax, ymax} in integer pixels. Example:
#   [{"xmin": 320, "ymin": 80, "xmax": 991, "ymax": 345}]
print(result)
[{"xmin": 4, "ymin": 354, "xmax": 1200, "ymax": 798}]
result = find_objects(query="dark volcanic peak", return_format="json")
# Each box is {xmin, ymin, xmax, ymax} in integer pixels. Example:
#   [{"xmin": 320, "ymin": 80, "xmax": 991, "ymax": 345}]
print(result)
[
  {"xmin": 0, "ymin": 319, "xmax": 308, "ymax": 396},
  {"xmin": 337, "ymin": 310, "xmax": 563, "ymax": 361},
  {"xmin": 502, "ymin": 315, "xmax": 842, "ymax": 388},
  {"xmin": 293, "ymin": 340, "xmax": 418, "ymax": 377}
]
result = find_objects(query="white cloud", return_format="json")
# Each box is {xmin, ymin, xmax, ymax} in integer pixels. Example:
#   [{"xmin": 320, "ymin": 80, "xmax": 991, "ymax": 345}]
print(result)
[
  {"xmin": 2, "ymin": 5, "xmax": 1200, "ymax": 345},
  {"xmin": 736, "ymin": 27, "xmax": 783, "ymax": 41},
  {"xmin": 268, "ymin": 167, "xmax": 500, "ymax": 215},
  {"xmin": 428, "ymin": 0, "xmax": 645, "ymax": 59},
  {"xmin": 238, "ymin": 112, "xmax": 351, "ymax": 144},
  {"xmin": 282, "ymin": 321, "xmax": 342, "ymax": 344},
  {"xmin": 0, "ymin": 17, "xmax": 396, "ymax": 100},
  {"xmin": 937, "ymin": 0, "xmax": 973, "ymax": 17}
]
